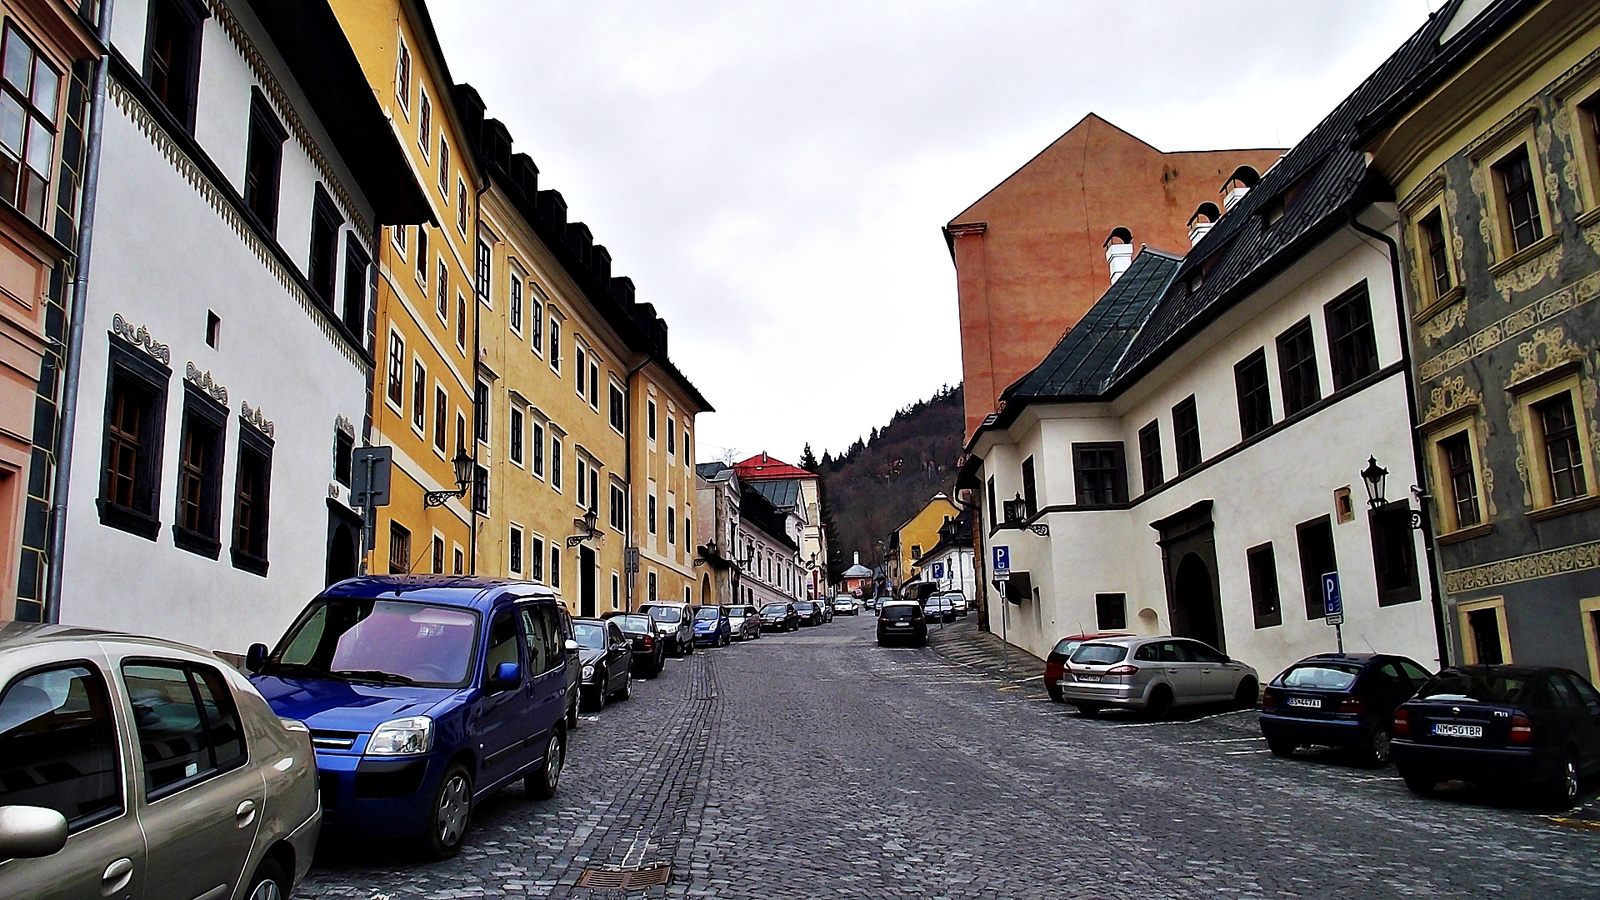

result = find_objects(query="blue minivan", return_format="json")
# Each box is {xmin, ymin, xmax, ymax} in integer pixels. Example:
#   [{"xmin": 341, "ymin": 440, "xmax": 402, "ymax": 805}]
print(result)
[{"xmin": 246, "ymin": 576, "xmax": 576, "ymax": 858}]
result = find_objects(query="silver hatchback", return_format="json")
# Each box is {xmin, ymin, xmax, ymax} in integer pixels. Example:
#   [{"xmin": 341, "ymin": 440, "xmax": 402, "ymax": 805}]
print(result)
[
  {"xmin": 0, "ymin": 623, "xmax": 320, "ymax": 900},
  {"xmin": 1058, "ymin": 635, "xmax": 1259, "ymax": 718}
]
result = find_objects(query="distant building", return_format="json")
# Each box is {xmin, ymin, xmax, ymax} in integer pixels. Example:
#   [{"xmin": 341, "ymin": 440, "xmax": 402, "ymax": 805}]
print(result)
[
  {"xmin": 734, "ymin": 452, "xmax": 828, "ymax": 599},
  {"xmin": 916, "ymin": 510, "xmax": 976, "ymax": 603},
  {"xmin": 887, "ymin": 493, "xmax": 960, "ymax": 591},
  {"xmin": 694, "ymin": 461, "xmax": 742, "ymax": 606},
  {"xmin": 840, "ymin": 553, "xmax": 873, "ymax": 598}
]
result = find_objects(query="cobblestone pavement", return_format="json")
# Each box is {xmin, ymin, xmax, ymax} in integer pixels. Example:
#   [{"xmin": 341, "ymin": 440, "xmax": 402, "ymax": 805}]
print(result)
[{"xmin": 300, "ymin": 614, "xmax": 1600, "ymax": 900}]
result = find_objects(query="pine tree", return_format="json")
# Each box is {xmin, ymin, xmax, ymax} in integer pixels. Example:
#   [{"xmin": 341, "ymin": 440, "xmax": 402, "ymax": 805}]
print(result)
[{"xmin": 800, "ymin": 443, "xmax": 819, "ymax": 472}]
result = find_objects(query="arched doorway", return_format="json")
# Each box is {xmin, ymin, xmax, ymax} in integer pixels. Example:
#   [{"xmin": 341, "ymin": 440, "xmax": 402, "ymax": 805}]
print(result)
[
  {"xmin": 701, "ymin": 574, "xmax": 711, "ymax": 605},
  {"xmin": 1172, "ymin": 553, "xmax": 1221, "ymax": 650},
  {"xmin": 326, "ymin": 521, "xmax": 358, "ymax": 585}
]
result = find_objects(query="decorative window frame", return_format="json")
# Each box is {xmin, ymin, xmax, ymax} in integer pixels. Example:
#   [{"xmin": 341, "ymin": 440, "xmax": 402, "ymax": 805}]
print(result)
[
  {"xmin": 1581, "ymin": 596, "xmax": 1600, "ymax": 687},
  {"xmin": 1456, "ymin": 595, "xmax": 1512, "ymax": 665},
  {"xmin": 1422, "ymin": 407, "xmax": 1493, "ymax": 540},
  {"xmin": 1508, "ymin": 368, "xmax": 1597, "ymax": 515},
  {"xmin": 1554, "ymin": 59, "xmax": 1600, "ymax": 224},
  {"xmin": 1399, "ymin": 176, "xmax": 1463, "ymax": 319},
  {"xmin": 1469, "ymin": 113, "xmax": 1557, "ymax": 271}
]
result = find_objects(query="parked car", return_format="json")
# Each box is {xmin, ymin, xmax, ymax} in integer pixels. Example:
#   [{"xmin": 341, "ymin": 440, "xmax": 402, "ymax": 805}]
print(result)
[
  {"xmin": 924, "ymin": 596, "xmax": 956, "ymax": 623},
  {"xmin": 573, "ymin": 619, "xmax": 634, "ymax": 711},
  {"xmin": 1392, "ymin": 665, "xmax": 1600, "ymax": 807},
  {"xmin": 248, "ymin": 576, "xmax": 573, "ymax": 859},
  {"xmin": 725, "ymin": 605, "xmax": 763, "ymax": 640},
  {"xmin": 1059, "ymin": 636, "xmax": 1258, "ymax": 719},
  {"xmin": 794, "ymin": 601, "xmax": 823, "ymax": 626},
  {"xmin": 759, "ymin": 602, "xmax": 800, "ymax": 632},
  {"xmin": 1259, "ymin": 652, "xmax": 1433, "ymax": 765},
  {"xmin": 938, "ymin": 592, "xmax": 970, "ymax": 617},
  {"xmin": 0, "ymin": 623, "xmax": 320, "ymax": 900},
  {"xmin": 608, "ymin": 613, "xmax": 665, "ymax": 677},
  {"xmin": 1044, "ymin": 633, "xmax": 1131, "ymax": 702},
  {"xmin": 692, "ymin": 606, "xmax": 732, "ymax": 647},
  {"xmin": 832, "ymin": 597, "xmax": 860, "ymax": 616},
  {"xmin": 877, "ymin": 600, "xmax": 927, "ymax": 646},
  {"xmin": 637, "ymin": 602, "xmax": 695, "ymax": 656}
]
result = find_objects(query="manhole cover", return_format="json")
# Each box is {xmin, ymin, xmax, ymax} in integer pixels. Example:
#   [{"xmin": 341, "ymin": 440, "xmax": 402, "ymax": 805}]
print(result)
[{"xmin": 576, "ymin": 864, "xmax": 672, "ymax": 889}]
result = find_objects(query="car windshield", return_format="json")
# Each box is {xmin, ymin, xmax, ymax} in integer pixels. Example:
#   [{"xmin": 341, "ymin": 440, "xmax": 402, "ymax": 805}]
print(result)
[
  {"xmin": 1070, "ymin": 644, "xmax": 1128, "ymax": 665},
  {"xmin": 645, "ymin": 607, "xmax": 682, "ymax": 623},
  {"xmin": 695, "ymin": 608, "xmax": 720, "ymax": 621},
  {"xmin": 1418, "ymin": 671, "xmax": 1532, "ymax": 704},
  {"xmin": 573, "ymin": 622, "xmax": 607, "ymax": 650},
  {"xmin": 614, "ymin": 615, "xmax": 652, "ymax": 634},
  {"xmin": 725, "ymin": 607, "xmax": 744, "ymax": 618},
  {"xmin": 271, "ymin": 598, "xmax": 479, "ymax": 687},
  {"xmin": 882, "ymin": 605, "xmax": 918, "ymax": 621},
  {"xmin": 762, "ymin": 604, "xmax": 787, "ymax": 615},
  {"xmin": 1281, "ymin": 664, "xmax": 1361, "ymax": 691}
]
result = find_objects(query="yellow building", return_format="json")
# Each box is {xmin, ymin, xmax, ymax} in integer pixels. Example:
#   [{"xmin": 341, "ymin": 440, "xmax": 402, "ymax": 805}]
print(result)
[
  {"xmin": 890, "ymin": 493, "xmax": 960, "ymax": 588},
  {"xmin": 330, "ymin": 0, "xmax": 482, "ymax": 576},
  {"xmin": 630, "ymin": 350, "xmax": 712, "ymax": 610}
]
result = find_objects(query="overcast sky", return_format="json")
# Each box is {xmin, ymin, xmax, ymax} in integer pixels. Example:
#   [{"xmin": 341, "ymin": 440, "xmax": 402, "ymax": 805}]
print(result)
[{"xmin": 430, "ymin": 1, "xmax": 1440, "ymax": 466}]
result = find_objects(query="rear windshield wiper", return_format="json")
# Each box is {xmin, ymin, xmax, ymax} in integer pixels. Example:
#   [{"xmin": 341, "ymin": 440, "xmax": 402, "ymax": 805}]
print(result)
[{"xmin": 333, "ymin": 670, "xmax": 418, "ymax": 686}]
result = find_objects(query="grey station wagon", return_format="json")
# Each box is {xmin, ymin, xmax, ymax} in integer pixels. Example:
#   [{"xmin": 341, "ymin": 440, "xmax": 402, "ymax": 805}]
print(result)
[{"xmin": 1059, "ymin": 635, "xmax": 1259, "ymax": 718}]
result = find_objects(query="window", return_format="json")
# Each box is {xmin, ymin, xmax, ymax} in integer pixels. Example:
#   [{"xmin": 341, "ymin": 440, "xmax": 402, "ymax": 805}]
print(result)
[
  {"xmin": 99, "ymin": 342, "xmax": 169, "ymax": 539},
  {"xmin": 590, "ymin": 361, "xmax": 600, "ymax": 409},
  {"xmin": 475, "ymin": 238, "xmax": 491, "ymax": 304},
  {"xmin": 667, "ymin": 506, "xmax": 676, "ymax": 546},
  {"xmin": 144, "ymin": 0, "xmax": 203, "ymax": 129},
  {"xmin": 453, "ymin": 547, "xmax": 463, "ymax": 575},
  {"xmin": 648, "ymin": 571, "xmax": 657, "ymax": 602},
  {"xmin": 386, "ymin": 332, "xmax": 404, "ymax": 408},
  {"xmin": 1369, "ymin": 501, "xmax": 1420, "ymax": 606},
  {"xmin": 609, "ymin": 383, "xmax": 625, "ymax": 432},
  {"xmin": 910, "ymin": 544, "xmax": 921, "ymax": 560},
  {"xmin": 648, "ymin": 493, "xmax": 657, "ymax": 534},
  {"xmin": 1173, "ymin": 396, "xmax": 1201, "ymax": 474},
  {"xmin": 309, "ymin": 186, "xmax": 343, "ymax": 309},
  {"xmin": 589, "ymin": 466, "xmax": 599, "ymax": 514},
  {"xmin": 1460, "ymin": 598, "xmax": 1510, "ymax": 665},
  {"xmin": 411, "ymin": 360, "xmax": 426, "ymax": 432},
  {"xmin": 986, "ymin": 476, "xmax": 997, "ymax": 530},
  {"xmin": 342, "ymin": 239, "xmax": 369, "ymax": 339},
  {"xmin": 1021, "ymin": 456, "xmax": 1037, "ymax": 517},
  {"xmin": 473, "ymin": 466, "xmax": 488, "ymax": 514},
  {"xmin": 438, "ymin": 138, "xmax": 449, "ymax": 196},
  {"xmin": 576, "ymin": 458, "xmax": 589, "ymax": 509},
  {"xmin": 610, "ymin": 483, "xmax": 626, "ymax": 531},
  {"xmin": 510, "ymin": 408, "xmax": 524, "ymax": 466},
  {"xmin": 1326, "ymin": 287, "xmax": 1378, "ymax": 391},
  {"xmin": 436, "ymin": 257, "xmax": 448, "ymax": 321},
  {"xmin": 0, "ymin": 25, "xmax": 57, "ymax": 226},
  {"xmin": 1295, "ymin": 517, "xmax": 1337, "ymax": 620},
  {"xmin": 432, "ymin": 535, "xmax": 444, "ymax": 574},
  {"xmin": 121, "ymin": 663, "xmax": 245, "ymax": 800},
  {"xmin": 1234, "ymin": 349, "xmax": 1271, "ymax": 439},
  {"xmin": 1535, "ymin": 392, "xmax": 1588, "ymax": 504},
  {"xmin": 418, "ymin": 91, "xmax": 431, "ymax": 155},
  {"xmin": 667, "ymin": 417, "xmax": 676, "ymax": 455},
  {"xmin": 1420, "ymin": 209, "xmax": 1451, "ymax": 302},
  {"xmin": 647, "ymin": 399, "xmax": 657, "ymax": 442},
  {"xmin": 550, "ymin": 436, "xmax": 563, "ymax": 490},
  {"xmin": 205, "ymin": 311, "xmax": 220, "ymax": 348},
  {"xmin": 613, "ymin": 574, "xmax": 621, "ymax": 610},
  {"xmin": 433, "ymin": 385, "xmax": 447, "ymax": 452},
  {"xmin": 456, "ymin": 292, "xmax": 467, "ymax": 349},
  {"xmin": 530, "ymin": 535, "xmax": 545, "ymax": 582},
  {"xmin": 1494, "ymin": 145, "xmax": 1543, "ymax": 252},
  {"xmin": 1247, "ymin": 543, "xmax": 1282, "ymax": 628},
  {"xmin": 474, "ymin": 382, "xmax": 490, "ymax": 445},
  {"xmin": 1138, "ymin": 421, "xmax": 1163, "ymax": 493},
  {"xmin": 1277, "ymin": 318, "xmax": 1320, "ymax": 414},
  {"xmin": 415, "ymin": 228, "xmax": 428, "ymax": 285},
  {"xmin": 510, "ymin": 275, "xmax": 523, "ymax": 334},
  {"xmin": 173, "ymin": 387, "xmax": 226, "ymax": 558},
  {"xmin": 457, "ymin": 179, "xmax": 468, "ymax": 234},
  {"xmin": 231, "ymin": 428, "xmax": 272, "ymax": 575},
  {"xmin": 532, "ymin": 421, "xmax": 546, "ymax": 477},
  {"xmin": 0, "ymin": 664, "xmax": 121, "ymax": 830},
  {"xmin": 683, "ymin": 429, "xmax": 691, "ymax": 465},
  {"xmin": 242, "ymin": 89, "xmax": 285, "ymax": 232},
  {"xmin": 550, "ymin": 544, "xmax": 561, "ymax": 589},
  {"xmin": 1095, "ymin": 593, "xmax": 1127, "ymax": 631},
  {"xmin": 549, "ymin": 318, "xmax": 561, "ymax": 371},
  {"xmin": 456, "ymin": 414, "xmax": 466, "ymax": 457},
  {"xmin": 392, "ymin": 223, "xmax": 406, "ymax": 254},
  {"xmin": 395, "ymin": 39, "xmax": 411, "ymax": 112},
  {"xmin": 334, "ymin": 429, "xmax": 353, "ymax": 487},
  {"xmin": 575, "ymin": 347, "xmax": 587, "ymax": 398},
  {"xmin": 1437, "ymin": 431, "xmax": 1481, "ymax": 530},
  {"xmin": 1073, "ymin": 443, "xmax": 1126, "ymax": 506}
]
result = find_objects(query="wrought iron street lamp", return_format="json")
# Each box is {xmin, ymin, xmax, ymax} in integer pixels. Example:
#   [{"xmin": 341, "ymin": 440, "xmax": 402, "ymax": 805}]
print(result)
[
  {"xmin": 424, "ymin": 451, "xmax": 476, "ymax": 507},
  {"xmin": 1360, "ymin": 456, "xmax": 1389, "ymax": 509},
  {"xmin": 566, "ymin": 507, "xmax": 601, "ymax": 547}
]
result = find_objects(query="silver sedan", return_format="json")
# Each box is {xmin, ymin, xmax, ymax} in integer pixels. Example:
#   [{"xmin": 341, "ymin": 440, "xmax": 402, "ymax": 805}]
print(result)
[{"xmin": 1058, "ymin": 635, "xmax": 1259, "ymax": 718}]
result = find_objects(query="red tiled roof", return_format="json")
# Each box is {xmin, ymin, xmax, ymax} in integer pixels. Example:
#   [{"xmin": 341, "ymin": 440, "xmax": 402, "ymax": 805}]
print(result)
[{"xmin": 733, "ymin": 452, "xmax": 816, "ymax": 482}]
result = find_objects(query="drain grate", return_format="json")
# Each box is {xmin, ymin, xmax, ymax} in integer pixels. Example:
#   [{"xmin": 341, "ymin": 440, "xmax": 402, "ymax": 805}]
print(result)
[{"xmin": 576, "ymin": 864, "xmax": 672, "ymax": 890}]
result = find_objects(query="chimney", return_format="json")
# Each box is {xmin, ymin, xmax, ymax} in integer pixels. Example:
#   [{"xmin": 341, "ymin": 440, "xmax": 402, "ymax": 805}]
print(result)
[
  {"xmin": 1221, "ymin": 165, "xmax": 1261, "ymax": 212},
  {"xmin": 611, "ymin": 276, "xmax": 636, "ymax": 307},
  {"xmin": 1187, "ymin": 202, "xmax": 1221, "ymax": 247},
  {"xmin": 1103, "ymin": 227, "xmax": 1134, "ymax": 284},
  {"xmin": 854, "ymin": 552, "xmax": 860, "ymax": 565}
]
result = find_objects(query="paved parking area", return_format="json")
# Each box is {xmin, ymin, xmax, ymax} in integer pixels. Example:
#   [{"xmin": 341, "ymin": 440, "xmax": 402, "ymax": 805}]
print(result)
[{"xmin": 300, "ymin": 614, "xmax": 1600, "ymax": 899}]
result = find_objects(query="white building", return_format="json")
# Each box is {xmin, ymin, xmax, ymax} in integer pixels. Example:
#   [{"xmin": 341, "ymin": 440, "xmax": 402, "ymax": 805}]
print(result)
[
  {"xmin": 55, "ymin": 0, "xmax": 427, "ymax": 654},
  {"xmin": 734, "ymin": 480, "xmax": 804, "ymax": 610},
  {"xmin": 916, "ymin": 511, "xmax": 976, "ymax": 604},
  {"xmin": 960, "ymin": 71, "xmax": 1445, "ymax": 680}
]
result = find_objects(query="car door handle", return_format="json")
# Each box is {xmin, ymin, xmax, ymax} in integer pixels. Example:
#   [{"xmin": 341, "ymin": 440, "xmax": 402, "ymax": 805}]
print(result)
[
  {"xmin": 235, "ymin": 799, "xmax": 257, "ymax": 827},
  {"xmin": 102, "ymin": 857, "xmax": 134, "ymax": 892}
]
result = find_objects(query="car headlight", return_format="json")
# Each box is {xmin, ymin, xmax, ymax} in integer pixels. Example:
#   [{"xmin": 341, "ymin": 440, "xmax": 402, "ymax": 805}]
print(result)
[
  {"xmin": 582, "ymin": 664, "xmax": 595, "ymax": 679},
  {"xmin": 367, "ymin": 716, "xmax": 433, "ymax": 756}
]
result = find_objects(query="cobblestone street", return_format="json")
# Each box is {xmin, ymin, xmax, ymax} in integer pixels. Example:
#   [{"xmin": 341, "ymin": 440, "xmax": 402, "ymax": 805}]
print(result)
[{"xmin": 301, "ymin": 616, "xmax": 1600, "ymax": 899}]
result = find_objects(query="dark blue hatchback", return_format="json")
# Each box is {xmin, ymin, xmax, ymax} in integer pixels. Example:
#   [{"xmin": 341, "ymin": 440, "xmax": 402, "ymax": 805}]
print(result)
[
  {"xmin": 246, "ymin": 576, "xmax": 576, "ymax": 858},
  {"xmin": 1260, "ymin": 652, "xmax": 1432, "ymax": 766}
]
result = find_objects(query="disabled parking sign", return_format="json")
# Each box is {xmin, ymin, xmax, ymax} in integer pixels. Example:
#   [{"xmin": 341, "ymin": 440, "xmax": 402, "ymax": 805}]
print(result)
[
  {"xmin": 1322, "ymin": 572, "xmax": 1344, "ymax": 625},
  {"xmin": 992, "ymin": 545, "xmax": 1010, "ymax": 578}
]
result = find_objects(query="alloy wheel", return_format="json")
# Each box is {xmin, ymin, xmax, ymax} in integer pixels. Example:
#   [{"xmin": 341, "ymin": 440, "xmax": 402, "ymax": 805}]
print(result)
[
  {"xmin": 1369, "ymin": 725, "xmax": 1392, "ymax": 766},
  {"xmin": 436, "ymin": 772, "xmax": 470, "ymax": 848},
  {"xmin": 248, "ymin": 879, "xmax": 282, "ymax": 900},
  {"xmin": 545, "ymin": 733, "xmax": 563, "ymax": 792},
  {"xmin": 1562, "ymin": 756, "xmax": 1580, "ymax": 806}
]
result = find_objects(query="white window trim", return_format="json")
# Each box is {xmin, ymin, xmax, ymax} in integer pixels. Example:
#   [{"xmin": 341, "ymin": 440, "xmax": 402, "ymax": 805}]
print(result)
[
  {"xmin": 509, "ymin": 406, "xmax": 525, "ymax": 468},
  {"xmin": 417, "ymin": 89, "xmax": 432, "ymax": 159},
  {"xmin": 410, "ymin": 356, "xmax": 427, "ymax": 438},
  {"xmin": 509, "ymin": 523, "xmax": 525, "ymax": 575}
]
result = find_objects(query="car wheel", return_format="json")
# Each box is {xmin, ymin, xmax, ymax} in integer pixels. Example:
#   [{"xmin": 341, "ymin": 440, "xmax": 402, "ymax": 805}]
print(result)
[
  {"xmin": 1073, "ymin": 703, "xmax": 1102, "ymax": 717},
  {"xmin": 582, "ymin": 680, "xmax": 606, "ymax": 713},
  {"xmin": 1145, "ymin": 686, "xmax": 1174, "ymax": 720},
  {"xmin": 423, "ymin": 763, "xmax": 473, "ymax": 859},
  {"xmin": 1546, "ymin": 751, "xmax": 1581, "ymax": 809},
  {"xmin": 1233, "ymin": 678, "xmax": 1258, "ymax": 710},
  {"xmin": 244, "ymin": 857, "xmax": 288, "ymax": 900},
  {"xmin": 525, "ymin": 730, "xmax": 564, "ymax": 800},
  {"xmin": 1400, "ymin": 768, "xmax": 1435, "ymax": 797},
  {"xmin": 1361, "ymin": 724, "xmax": 1392, "ymax": 767},
  {"xmin": 1266, "ymin": 734, "xmax": 1296, "ymax": 758},
  {"xmin": 615, "ymin": 669, "xmax": 632, "ymax": 701},
  {"xmin": 1046, "ymin": 684, "xmax": 1063, "ymax": 703},
  {"xmin": 567, "ymin": 696, "xmax": 579, "ymax": 729}
]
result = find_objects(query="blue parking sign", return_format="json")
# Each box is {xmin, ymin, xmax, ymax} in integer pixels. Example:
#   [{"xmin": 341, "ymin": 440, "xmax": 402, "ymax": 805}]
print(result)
[
  {"xmin": 1321, "ymin": 572, "xmax": 1343, "ymax": 624},
  {"xmin": 992, "ymin": 545, "xmax": 1010, "ymax": 576},
  {"xmin": 932, "ymin": 562, "xmax": 945, "ymax": 579}
]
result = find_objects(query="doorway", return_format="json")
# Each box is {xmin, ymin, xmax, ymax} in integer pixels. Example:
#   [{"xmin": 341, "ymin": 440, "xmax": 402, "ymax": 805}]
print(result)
[
  {"xmin": 325, "ymin": 504, "xmax": 362, "ymax": 585},
  {"xmin": 579, "ymin": 546, "xmax": 596, "ymax": 618},
  {"xmin": 1152, "ymin": 499, "xmax": 1226, "ymax": 653},
  {"xmin": 702, "ymin": 574, "xmax": 711, "ymax": 605},
  {"xmin": 1173, "ymin": 554, "xmax": 1221, "ymax": 649}
]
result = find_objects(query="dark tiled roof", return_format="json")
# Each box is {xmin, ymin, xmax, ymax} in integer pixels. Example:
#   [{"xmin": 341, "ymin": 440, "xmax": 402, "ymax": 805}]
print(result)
[
  {"xmin": 696, "ymin": 462, "xmax": 731, "ymax": 481},
  {"xmin": 739, "ymin": 485, "xmax": 798, "ymax": 551},
  {"xmin": 750, "ymin": 479, "xmax": 801, "ymax": 512}
]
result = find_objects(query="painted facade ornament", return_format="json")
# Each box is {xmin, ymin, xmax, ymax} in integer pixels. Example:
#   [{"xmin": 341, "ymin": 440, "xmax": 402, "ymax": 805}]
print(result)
[
  {"xmin": 1505, "ymin": 326, "xmax": 1585, "ymax": 387},
  {"xmin": 241, "ymin": 401, "xmax": 275, "ymax": 438},
  {"xmin": 1418, "ymin": 302, "xmax": 1467, "ymax": 347},
  {"xmin": 1443, "ymin": 538, "xmax": 1600, "ymax": 593},
  {"xmin": 1421, "ymin": 376, "xmax": 1481, "ymax": 424},
  {"xmin": 335, "ymin": 414, "xmax": 355, "ymax": 438},
  {"xmin": 111, "ymin": 313, "xmax": 170, "ymax": 365},
  {"xmin": 1494, "ymin": 241, "xmax": 1562, "ymax": 296},
  {"xmin": 1418, "ymin": 268, "xmax": 1600, "ymax": 382},
  {"xmin": 184, "ymin": 362, "xmax": 228, "ymax": 406}
]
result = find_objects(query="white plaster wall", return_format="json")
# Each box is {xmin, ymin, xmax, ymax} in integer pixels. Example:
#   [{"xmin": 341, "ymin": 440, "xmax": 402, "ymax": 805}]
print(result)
[{"xmin": 919, "ymin": 545, "xmax": 975, "ymax": 602}]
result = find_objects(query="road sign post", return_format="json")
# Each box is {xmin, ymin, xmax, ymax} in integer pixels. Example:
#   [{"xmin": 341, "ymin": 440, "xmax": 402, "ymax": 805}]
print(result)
[
  {"xmin": 350, "ymin": 446, "xmax": 393, "ymax": 576},
  {"xmin": 1321, "ymin": 572, "xmax": 1345, "ymax": 654},
  {"xmin": 991, "ymin": 546, "xmax": 1011, "ymax": 674}
]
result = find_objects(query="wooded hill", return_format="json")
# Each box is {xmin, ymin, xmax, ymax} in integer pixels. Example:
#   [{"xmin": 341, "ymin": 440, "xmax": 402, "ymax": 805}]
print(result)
[{"xmin": 806, "ymin": 384, "xmax": 965, "ymax": 581}]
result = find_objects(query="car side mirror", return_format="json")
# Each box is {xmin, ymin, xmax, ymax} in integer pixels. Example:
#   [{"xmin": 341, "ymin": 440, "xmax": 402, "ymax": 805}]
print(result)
[
  {"xmin": 564, "ymin": 639, "xmax": 579, "ymax": 652},
  {"xmin": 1220, "ymin": 655, "xmax": 1231, "ymax": 664},
  {"xmin": 492, "ymin": 661, "xmax": 520, "ymax": 687},
  {"xmin": 0, "ymin": 806, "xmax": 68, "ymax": 859},
  {"xmin": 245, "ymin": 643, "xmax": 269, "ymax": 673}
]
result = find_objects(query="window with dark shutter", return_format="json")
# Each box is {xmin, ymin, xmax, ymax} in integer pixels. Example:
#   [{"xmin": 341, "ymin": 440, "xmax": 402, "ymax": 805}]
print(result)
[
  {"xmin": 1326, "ymin": 286, "xmax": 1378, "ymax": 391},
  {"xmin": 1247, "ymin": 543, "xmax": 1281, "ymax": 628},
  {"xmin": 1276, "ymin": 319, "xmax": 1320, "ymax": 414},
  {"xmin": 242, "ymin": 88, "xmax": 285, "ymax": 233},
  {"xmin": 1138, "ymin": 421, "xmax": 1163, "ymax": 493},
  {"xmin": 231, "ymin": 425, "xmax": 272, "ymax": 576},
  {"xmin": 1295, "ymin": 517, "xmax": 1336, "ymax": 619},
  {"xmin": 1073, "ymin": 443, "xmax": 1126, "ymax": 506},
  {"xmin": 308, "ymin": 185, "xmax": 343, "ymax": 308},
  {"xmin": 341, "ymin": 239, "xmax": 369, "ymax": 339},
  {"xmin": 1234, "ymin": 349, "xmax": 1272, "ymax": 439},
  {"xmin": 1173, "ymin": 396, "xmax": 1201, "ymax": 474},
  {"xmin": 98, "ymin": 340, "xmax": 170, "ymax": 539},
  {"xmin": 1369, "ymin": 501, "xmax": 1420, "ymax": 606}
]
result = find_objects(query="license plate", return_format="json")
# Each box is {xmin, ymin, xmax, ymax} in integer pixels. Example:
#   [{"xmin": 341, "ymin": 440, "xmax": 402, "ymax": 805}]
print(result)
[
  {"xmin": 1431, "ymin": 723, "xmax": 1483, "ymax": 739},
  {"xmin": 1286, "ymin": 697, "xmax": 1321, "ymax": 709},
  {"xmin": 1075, "ymin": 674, "xmax": 1102, "ymax": 683}
]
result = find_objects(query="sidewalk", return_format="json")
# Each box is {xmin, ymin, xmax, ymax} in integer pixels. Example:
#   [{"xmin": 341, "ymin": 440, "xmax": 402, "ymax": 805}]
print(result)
[{"xmin": 925, "ymin": 616, "xmax": 1045, "ymax": 686}]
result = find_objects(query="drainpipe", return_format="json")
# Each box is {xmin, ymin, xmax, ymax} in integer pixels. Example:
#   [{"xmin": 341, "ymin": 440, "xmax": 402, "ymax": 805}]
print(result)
[
  {"xmin": 44, "ymin": 0, "xmax": 115, "ymax": 623},
  {"xmin": 1349, "ymin": 213, "xmax": 1453, "ymax": 666},
  {"xmin": 622, "ymin": 357, "xmax": 648, "ymax": 611}
]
